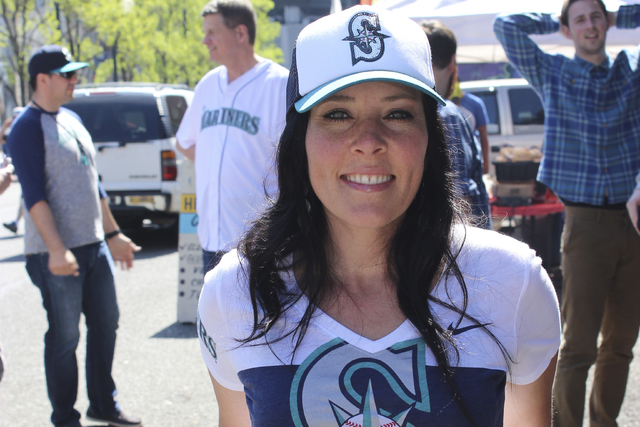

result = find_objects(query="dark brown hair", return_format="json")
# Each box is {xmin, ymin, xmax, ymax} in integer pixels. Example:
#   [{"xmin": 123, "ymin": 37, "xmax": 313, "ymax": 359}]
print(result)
[
  {"xmin": 560, "ymin": 0, "xmax": 607, "ymax": 27},
  {"xmin": 421, "ymin": 20, "xmax": 457, "ymax": 70}
]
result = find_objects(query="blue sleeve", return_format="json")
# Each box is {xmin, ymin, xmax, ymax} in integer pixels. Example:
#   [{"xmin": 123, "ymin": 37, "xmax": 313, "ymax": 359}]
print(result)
[
  {"xmin": 617, "ymin": 4, "xmax": 640, "ymax": 30},
  {"xmin": 493, "ymin": 13, "xmax": 559, "ymax": 93},
  {"xmin": 7, "ymin": 114, "xmax": 47, "ymax": 210},
  {"xmin": 98, "ymin": 181, "xmax": 108, "ymax": 199}
]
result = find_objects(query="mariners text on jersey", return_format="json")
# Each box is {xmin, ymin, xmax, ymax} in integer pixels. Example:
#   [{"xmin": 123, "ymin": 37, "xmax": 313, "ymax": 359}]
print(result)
[{"xmin": 201, "ymin": 107, "xmax": 260, "ymax": 135}]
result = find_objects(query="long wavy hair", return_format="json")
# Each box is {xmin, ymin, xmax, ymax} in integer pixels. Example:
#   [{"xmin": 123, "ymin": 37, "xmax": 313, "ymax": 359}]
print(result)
[{"xmin": 238, "ymin": 93, "xmax": 510, "ymax": 425}]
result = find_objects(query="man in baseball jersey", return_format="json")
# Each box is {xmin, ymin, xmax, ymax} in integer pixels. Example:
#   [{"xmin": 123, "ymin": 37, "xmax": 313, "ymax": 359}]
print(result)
[{"xmin": 176, "ymin": 0, "xmax": 288, "ymax": 275}]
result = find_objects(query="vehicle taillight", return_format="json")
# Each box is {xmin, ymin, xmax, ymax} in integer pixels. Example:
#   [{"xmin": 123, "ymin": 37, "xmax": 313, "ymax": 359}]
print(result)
[{"xmin": 161, "ymin": 150, "xmax": 177, "ymax": 181}]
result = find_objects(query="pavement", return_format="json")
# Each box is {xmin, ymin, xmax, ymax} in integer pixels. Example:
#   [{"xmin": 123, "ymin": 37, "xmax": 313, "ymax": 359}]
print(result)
[
  {"xmin": 0, "ymin": 179, "xmax": 639, "ymax": 426},
  {"xmin": 0, "ymin": 182, "xmax": 218, "ymax": 426}
]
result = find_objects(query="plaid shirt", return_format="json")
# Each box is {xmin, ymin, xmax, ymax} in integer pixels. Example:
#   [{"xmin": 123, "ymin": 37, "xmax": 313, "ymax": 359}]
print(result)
[{"xmin": 494, "ymin": 5, "xmax": 640, "ymax": 205}]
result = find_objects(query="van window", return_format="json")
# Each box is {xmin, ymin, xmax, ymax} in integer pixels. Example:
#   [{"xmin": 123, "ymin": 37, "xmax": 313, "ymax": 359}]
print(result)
[
  {"xmin": 466, "ymin": 90, "xmax": 500, "ymax": 135},
  {"xmin": 508, "ymin": 88, "xmax": 544, "ymax": 134},
  {"xmin": 64, "ymin": 95, "xmax": 167, "ymax": 143},
  {"xmin": 166, "ymin": 95, "xmax": 188, "ymax": 136}
]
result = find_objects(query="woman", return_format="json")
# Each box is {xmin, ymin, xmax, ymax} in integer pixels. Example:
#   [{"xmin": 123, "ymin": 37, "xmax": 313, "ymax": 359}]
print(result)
[{"xmin": 197, "ymin": 6, "xmax": 561, "ymax": 427}]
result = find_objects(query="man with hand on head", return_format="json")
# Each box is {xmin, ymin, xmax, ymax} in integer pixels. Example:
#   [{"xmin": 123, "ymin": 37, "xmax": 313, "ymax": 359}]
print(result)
[
  {"xmin": 7, "ymin": 45, "xmax": 142, "ymax": 427},
  {"xmin": 176, "ymin": 0, "xmax": 288, "ymax": 276},
  {"xmin": 495, "ymin": 1, "xmax": 640, "ymax": 426}
]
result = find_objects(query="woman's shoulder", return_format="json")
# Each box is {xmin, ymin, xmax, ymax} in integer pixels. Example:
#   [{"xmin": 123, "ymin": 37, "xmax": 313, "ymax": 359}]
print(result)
[
  {"xmin": 200, "ymin": 250, "xmax": 250, "ymax": 307},
  {"xmin": 451, "ymin": 225, "xmax": 542, "ymax": 289},
  {"xmin": 455, "ymin": 225, "xmax": 535, "ymax": 264}
]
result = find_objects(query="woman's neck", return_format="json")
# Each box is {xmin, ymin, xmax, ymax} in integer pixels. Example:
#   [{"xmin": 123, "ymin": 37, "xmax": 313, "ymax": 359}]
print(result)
[{"xmin": 326, "ymin": 223, "xmax": 393, "ymax": 295}]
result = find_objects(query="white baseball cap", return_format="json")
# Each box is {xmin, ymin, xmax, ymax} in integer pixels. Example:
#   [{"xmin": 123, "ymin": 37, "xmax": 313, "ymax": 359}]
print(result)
[{"xmin": 287, "ymin": 6, "xmax": 445, "ymax": 115}]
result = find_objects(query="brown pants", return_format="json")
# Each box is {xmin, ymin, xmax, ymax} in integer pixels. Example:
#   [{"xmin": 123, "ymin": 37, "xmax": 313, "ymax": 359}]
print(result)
[{"xmin": 553, "ymin": 206, "xmax": 640, "ymax": 427}]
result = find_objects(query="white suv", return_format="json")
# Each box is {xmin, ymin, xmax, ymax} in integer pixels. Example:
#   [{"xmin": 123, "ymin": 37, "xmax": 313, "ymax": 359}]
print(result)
[
  {"xmin": 64, "ymin": 83, "xmax": 193, "ymax": 228},
  {"xmin": 460, "ymin": 78, "xmax": 544, "ymax": 175}
]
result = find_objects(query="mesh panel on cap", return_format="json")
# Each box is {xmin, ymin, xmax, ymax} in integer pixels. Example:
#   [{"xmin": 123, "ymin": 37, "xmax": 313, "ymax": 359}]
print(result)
[{"xmin": 285, "ymin": 44, "xmax": 301, "ymax": 120}]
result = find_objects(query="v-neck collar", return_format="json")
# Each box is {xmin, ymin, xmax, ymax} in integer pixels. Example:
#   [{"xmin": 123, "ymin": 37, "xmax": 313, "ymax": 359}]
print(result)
[
  {"xmin": 280, "ymin": 269, "xmax": 419, "ymax": 355},
  {"xmin": 218, "ymin": 59, "xmax": 270, "ymax": 94}
]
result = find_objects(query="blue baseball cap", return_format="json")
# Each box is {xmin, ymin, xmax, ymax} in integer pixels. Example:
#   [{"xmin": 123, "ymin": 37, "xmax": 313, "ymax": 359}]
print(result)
[{"xmin": 28, "ymin": 45, "xmax": 89, "ymax": 81}]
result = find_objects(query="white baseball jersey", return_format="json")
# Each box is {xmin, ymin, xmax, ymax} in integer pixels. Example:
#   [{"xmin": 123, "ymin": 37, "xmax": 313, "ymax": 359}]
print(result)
[
  {"xmin": 197, "ymin": 226, "xmax": 561, "ymax": 426},
  {"xmin": 177, "ymin": 59, "xmax": 288, "ymax": 251}
]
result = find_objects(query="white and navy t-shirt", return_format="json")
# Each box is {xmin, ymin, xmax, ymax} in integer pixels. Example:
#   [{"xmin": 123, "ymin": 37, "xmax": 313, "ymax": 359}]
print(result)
[
  {"xmin": 197, "ymin": 226, "xmax": 561, "ymax": 426},
  {"xmin": 176, "ymin": 59, "xmax": 288, "ymax": 252}
]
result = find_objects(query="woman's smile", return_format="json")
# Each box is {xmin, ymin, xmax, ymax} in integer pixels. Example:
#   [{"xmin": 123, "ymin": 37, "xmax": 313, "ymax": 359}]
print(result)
[{"xmin": 343, "ymin": 174, "xmax": 393, "ymax": 186}]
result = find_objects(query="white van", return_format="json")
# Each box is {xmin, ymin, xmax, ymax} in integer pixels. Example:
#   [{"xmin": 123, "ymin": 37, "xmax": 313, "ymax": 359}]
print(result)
[{"xmin": 65, "ymin": 83, "xmax": 193, "ymax": 228}]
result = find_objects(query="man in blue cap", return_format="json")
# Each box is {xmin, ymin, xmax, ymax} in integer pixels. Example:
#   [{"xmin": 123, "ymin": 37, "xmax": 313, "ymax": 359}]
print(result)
[{"xmin": 7, "ymin": 45, "xmax": 142, "ymax": 427}]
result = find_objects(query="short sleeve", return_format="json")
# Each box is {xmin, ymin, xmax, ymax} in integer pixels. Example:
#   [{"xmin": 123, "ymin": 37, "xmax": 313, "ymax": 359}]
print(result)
[
  {"xmin": 197, "ymin": 253, "xmax": 245, "ymax": 392},
  {"xmin": 509, "ymin": 255, "xmax": 561, "ymax": 385},
  {"xmin": 464, "ymin": 94, "xmax": 489, "ymax": 129},
  {"xmin": 176, "ymin": 81, "xmax": 203, "ymax": 150}
]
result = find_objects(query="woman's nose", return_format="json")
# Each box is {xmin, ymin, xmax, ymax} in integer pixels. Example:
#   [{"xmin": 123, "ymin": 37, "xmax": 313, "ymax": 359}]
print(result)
[{"xmin": 350, "ymin": 118, "xmax": 388, "ymax": 155}]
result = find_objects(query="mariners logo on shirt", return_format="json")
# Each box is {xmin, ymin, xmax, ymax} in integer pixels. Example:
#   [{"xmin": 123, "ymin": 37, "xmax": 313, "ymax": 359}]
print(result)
[
  {"xmin": 342, "ymin": 12, "xmax": 389, "ymax": 66},
  {"xmin": 200, "ymin": 107, "xmax": 260, "ymax": 135},
  {"xmin": 289, "ymin": 338, "xmax": 431, "ymax": 426}
]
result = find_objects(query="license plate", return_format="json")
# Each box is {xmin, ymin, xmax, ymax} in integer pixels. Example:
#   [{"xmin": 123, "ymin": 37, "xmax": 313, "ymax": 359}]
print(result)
[{"xmin": 127, "ymin": 196, "xmax": 154, "ymax": 205}]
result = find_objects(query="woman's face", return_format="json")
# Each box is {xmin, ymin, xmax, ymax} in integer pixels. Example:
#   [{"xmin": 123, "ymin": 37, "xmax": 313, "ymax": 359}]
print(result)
[{"xmin": 305, "ymin": 81, "xmax": 429, "ymax": 235}]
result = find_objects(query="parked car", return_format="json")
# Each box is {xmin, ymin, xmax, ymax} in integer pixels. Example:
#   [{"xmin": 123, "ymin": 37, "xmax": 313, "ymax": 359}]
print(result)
[
  {"xmin": 64, "ymin": 83, "xmax": 193, "ymax": 228},
  {"xmin": 460, "ymin": 78, "xmax": 545, "ymax": 175}
]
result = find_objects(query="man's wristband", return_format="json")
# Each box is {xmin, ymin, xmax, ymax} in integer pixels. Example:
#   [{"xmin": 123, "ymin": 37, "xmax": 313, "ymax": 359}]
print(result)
[{"xmin": 105, "ymin": 229, "xmax": 121, "ymax": 240}]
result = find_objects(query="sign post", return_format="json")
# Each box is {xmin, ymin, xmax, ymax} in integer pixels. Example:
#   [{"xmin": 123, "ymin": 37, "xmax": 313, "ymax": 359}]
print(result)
[{"xmin": 176, "ymin": 160, "xmax": 203, "ymax": 323}]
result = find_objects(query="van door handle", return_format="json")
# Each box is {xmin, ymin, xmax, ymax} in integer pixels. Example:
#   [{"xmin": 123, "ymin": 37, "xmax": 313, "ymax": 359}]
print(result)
[{"xmin": 96, "ymin": 142, "xmax": 120, "ymax": 152}]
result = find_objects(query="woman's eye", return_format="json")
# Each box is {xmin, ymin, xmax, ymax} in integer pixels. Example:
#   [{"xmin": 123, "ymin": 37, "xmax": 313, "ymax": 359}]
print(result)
[
  {"xmin": 387, "ymin": 110, "xmax": 414, "ymax": 120},
  {"xmin": 323, "ymin": 110, "xmax": 351, "ymax": 122}
]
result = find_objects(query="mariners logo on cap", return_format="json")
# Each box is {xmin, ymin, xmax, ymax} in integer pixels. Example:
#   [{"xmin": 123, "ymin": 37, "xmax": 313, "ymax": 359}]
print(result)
[
  {"xmin": 342, "ymin": 12, "xmax": 389, "ymax": 66},
  {"xmin": 61, "ymin": 46, "xmax": 73, "ymax": 62}
]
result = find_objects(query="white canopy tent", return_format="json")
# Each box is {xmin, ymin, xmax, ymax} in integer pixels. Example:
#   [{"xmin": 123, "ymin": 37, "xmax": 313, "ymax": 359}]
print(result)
[{"xmin": 374, "ymin": 0, "xmax": 640, "ymax": 63}]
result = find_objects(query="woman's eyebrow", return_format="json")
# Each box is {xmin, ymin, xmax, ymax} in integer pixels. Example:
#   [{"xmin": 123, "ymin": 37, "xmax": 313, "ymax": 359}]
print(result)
[
  {"xmin": 321, "ymin": 94, "xmax": 355, "ymax": 104},
  {"xmin": 381, "ymin": 93, "xmax": 421, "ymax": 103},
  {"xmin": 320, "ymin": 93, "xmax": 419, "ymax": 105}
]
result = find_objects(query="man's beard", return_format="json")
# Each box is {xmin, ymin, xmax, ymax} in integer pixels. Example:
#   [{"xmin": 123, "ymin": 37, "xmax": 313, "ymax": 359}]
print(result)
[{"xmin": 444, "ymin": 67, "xmax": 458, "ymax": 100}]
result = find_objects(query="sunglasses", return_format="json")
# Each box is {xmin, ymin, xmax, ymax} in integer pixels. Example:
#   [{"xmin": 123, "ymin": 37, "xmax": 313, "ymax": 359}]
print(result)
[{"xmin": 50, "ymin": 70, "xmax": 77, "ymax": 79}]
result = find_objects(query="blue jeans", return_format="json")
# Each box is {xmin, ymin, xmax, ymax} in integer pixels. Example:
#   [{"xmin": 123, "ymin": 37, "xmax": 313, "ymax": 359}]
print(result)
[{"xmin": 26, "ymin": 241, "xmax": 120, "ymax": 427}]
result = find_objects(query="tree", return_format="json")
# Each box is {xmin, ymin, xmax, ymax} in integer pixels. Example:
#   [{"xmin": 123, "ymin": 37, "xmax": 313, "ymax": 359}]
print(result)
[
  {"xmin": 50, "ymin": 0, "xmax": 135, "ymax": 82},
  {"xmin": 0, "ymin": 0, "xmax": 58, "ymax": 105},
  {"xmin": 253, "ymin": 0, "xmax": 283, "ymax": 64},
  {"xmin": 51, "ymin": 0, "xmax": 283, "ymax": 86}
]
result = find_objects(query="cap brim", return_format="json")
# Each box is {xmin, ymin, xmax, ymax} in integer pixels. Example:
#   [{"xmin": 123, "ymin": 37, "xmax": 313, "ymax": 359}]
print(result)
[
  {"xmin": 52, "ymin": 62, "xmax": 89, "ymax": 73},
  {"xmin": 294, "ymin": 70, "xmax": 446, "ymax": 113}
]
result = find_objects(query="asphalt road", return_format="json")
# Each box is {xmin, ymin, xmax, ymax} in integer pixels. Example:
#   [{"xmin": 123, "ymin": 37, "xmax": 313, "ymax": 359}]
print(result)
[
  {"xmin": 1, "ymin": 180, "xmax": 639, "ymax": 426},
  {"xmin": 0, "ymin": 182, "xmax": 218, "ymax": 426}
]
